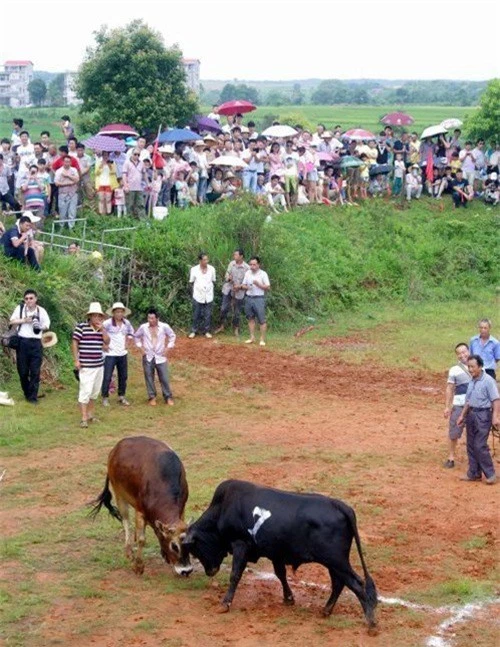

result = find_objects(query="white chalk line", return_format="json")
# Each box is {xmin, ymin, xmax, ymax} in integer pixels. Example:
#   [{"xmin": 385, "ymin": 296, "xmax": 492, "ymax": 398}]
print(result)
[{"xmin": 247, "ymin": 567, "xmax": 499, "ymax": 646}]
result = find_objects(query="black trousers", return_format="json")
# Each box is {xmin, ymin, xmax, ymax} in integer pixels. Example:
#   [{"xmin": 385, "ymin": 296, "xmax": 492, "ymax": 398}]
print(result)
[
  {"xmin": 101, "ymin": 355, "xmax": 128, "ymax": 397},
  {"xmin": 191, "ymin": 300, "xmax": 212, "ymax": 334},
  {"xmin": 16, "ymin": 338, "xmax": 43, "ymax": 402}
]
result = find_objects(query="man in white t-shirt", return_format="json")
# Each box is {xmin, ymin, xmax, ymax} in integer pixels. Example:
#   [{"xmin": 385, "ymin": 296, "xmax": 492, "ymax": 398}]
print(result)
[
  {"xmin": 188, "ymin": 253, "xmax": 216, "ymax": 339},
  {"xmin": 443, "ymin": 343, "xmax": 471, "ymax": 468},
  {"xmin": 242, "ymin": 256, "xmax": 271, "ymax": 347},
  {"xmin": 17, "ymin": 131, "xmax": 36, "ymax": 172}
]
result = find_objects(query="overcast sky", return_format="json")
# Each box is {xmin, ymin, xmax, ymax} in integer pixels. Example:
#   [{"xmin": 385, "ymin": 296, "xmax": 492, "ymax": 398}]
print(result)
[{"xmin": 3, "ymin": 0, "xmax": 498, "ymax": 80}]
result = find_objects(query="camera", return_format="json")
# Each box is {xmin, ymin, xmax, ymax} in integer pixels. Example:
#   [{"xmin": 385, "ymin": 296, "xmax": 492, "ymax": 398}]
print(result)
[{"xmin": 32, "ymin": 314, "xmax": 41, "ymax": 335}]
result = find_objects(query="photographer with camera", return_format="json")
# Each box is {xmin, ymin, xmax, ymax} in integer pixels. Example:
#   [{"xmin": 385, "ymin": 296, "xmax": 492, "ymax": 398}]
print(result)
[{"xmin": 9, "ymin": 289, "xmax": 50, "ymax": 404}]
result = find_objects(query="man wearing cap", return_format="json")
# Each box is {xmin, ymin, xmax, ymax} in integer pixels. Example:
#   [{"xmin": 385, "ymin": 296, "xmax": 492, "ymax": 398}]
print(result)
[
  {"xmin": 2, "ymin": 214, "xmax": 40, "ymax": 271},
  {"xmin": 134, "ymin": 308, "xmax": 176, "ymax": 406},
  {"xmin": 72, "ymin": 303, "xmax": 110, "ymax": 428},
  {"xmin": 9, "ymin": 289, "xmax": 50, "ymax": 404},
  {"xmin": 101, "ymin": 303, "xmax": 135, "ymax": 407},
  {"xmin": 456, "ymin": 355, "xmax": 499, "ymax": 484}
]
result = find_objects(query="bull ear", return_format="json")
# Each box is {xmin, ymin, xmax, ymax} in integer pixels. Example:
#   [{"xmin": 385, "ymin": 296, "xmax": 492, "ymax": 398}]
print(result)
[{"xmin": 155, "ymin": 520, "xmax": 168, "ymax": 537}]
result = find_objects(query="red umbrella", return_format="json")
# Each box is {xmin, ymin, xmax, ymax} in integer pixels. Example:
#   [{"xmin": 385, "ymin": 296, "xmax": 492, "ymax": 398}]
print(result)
[
  {"xmin": 381, "ymin": 112, "xmax": 414, "ymax": 126},
  {"xmin": 97, "ymin": 123, "xmax": 139, "ymax": 137},
  {"xmin": 343, "ymin": 129, "xmax": 376, "ymax": 141},
  {"xmin": 217, "ymin": 100, "xmax": 256, "ymax": 116}
]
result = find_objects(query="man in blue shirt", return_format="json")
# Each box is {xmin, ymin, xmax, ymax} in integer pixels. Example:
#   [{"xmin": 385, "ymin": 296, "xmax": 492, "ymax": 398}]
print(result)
[
  {"xmin": 2, "ymin": 215, "xmax": 40, "ymax": 271},
  {"xmin": 469, "ymin": 318, "xmax": 500, "ymax": 380},
  {"xmin": 457, "ymin": 355, "xmax": 499, "ymax": 484}
]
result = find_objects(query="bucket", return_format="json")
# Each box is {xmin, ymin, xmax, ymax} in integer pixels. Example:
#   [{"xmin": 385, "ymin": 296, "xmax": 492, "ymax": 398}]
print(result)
[{"xmin": 153, "ymin": 206, "xmax": 168, "ymax": 221}]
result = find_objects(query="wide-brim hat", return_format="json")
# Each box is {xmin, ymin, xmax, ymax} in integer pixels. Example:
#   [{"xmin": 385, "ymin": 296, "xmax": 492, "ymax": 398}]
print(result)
[
  {"xmin": 411, "ymin": 164, "xmax": 420, "ymax": 169},
  {"xmin": 193, "ymin": 140, "xmax": 205, "ymax": 148},
  {"xmin": 87, "ymin": 302, "xmax": 105, "ymax": 316},
  {"xmin": 22, "ymin": 210, "xmax": 41, "ymax": 224},
  {"xmin": 321, "ymin": 131, "xmax": 333, "ymax": 139},
  {"xmin": 203, "ymin": 135, "xmax": 217, "ymax": 146},
  {"xmin": 225, "ymin": 171, "xmax": 235, "ymax": 179},
  {"xmin": 42, "ymin": 331, "xmax": 58, "ymax": 348},
  {"xmin": 106, "ymin": 301, "xmax": 131, "ymax": 317},
  {"xmin": 158, "ymin": 145, "xmax": 174, "ymax": 154}
]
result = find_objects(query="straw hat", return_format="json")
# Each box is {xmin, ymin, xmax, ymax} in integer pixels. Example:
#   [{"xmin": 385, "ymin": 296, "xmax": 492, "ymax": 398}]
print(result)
[
  {"xmin": 106, "ymin": 301, "xmax": 131, "ymax": 317},
  {"xmin": 193, "ymin": 140, "xmax": 205, "ymax": 148},
  {"xmin": 42, "ymin": 331, "xmax": 58, "ymax": 349},
  {"xmin": 86, "ymin": 302, "xmax": 105, "ymax": 316},
  {"xmin": 321, "ymin": 131, "xmax": 333, "ymax": 139},
  {"xmin": 158, "ymin": 144, "xmax": 174, "ymax": 154},
  {"xmin": 225, "ymin": 171, "xmax": 235, "ymax": 179},
  {"xmin": 203, "ymin": 134, "xmax": 217, "ymax": 146}
]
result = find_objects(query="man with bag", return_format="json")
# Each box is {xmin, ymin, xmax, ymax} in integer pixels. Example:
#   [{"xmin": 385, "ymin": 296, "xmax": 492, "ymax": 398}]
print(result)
[{"xmin": 9, "ymin": 289, "xmax": 50, "ymax": 404}]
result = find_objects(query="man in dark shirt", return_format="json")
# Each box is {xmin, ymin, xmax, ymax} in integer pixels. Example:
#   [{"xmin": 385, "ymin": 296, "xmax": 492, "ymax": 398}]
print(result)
[
  {"xmin": 451, "ymin": 169, "xmax": 473, "ymax": 208},
  {"xmin": 2, "ymin": 215, "xmax": 40, "ymax": 270}
]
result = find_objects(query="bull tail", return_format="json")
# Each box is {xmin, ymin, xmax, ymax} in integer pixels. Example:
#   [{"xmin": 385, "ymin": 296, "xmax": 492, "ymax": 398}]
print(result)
[
  {"xmin": 88, "ymin": 476, "xmax": 122, "ymax": 522},
  {"xmin": 345, "ymin": 506, "xmax": 378, "ymax": 611}
]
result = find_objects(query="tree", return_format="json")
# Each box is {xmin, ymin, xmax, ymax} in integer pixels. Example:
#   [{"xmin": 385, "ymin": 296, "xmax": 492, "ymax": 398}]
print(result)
[
  {"xmin": 219, "ymin": 83, "xmax": 260, "ymax": 104},
  {"xmin": 28, "ymin": 78, "xmax": 47, "ymax": 106},
  {"xmin": 311, "ymin": 80, "xmax": 352, "ymax": 104},
  {"xmin": 47, "ymin": 74, "xmax": 65, "ymax": 106},
  {"xmin": 265, "ymin": 91, "xmax": 289, "ymax": 106},
  {"xmin": 465, "ymin": 79, "xmax": 500, "ymax": 142},
  {"xmin": 291, "ymin": 83, "xmax": 304, "ymax": 105},
  {"xmin": 76, "ymin": 20, "xmax": 198, "ymax": 133}
]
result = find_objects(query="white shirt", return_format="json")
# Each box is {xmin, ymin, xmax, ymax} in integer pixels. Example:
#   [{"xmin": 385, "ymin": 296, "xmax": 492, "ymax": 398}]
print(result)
[
  {"xmin": 190, "ymin": 264, "xmax": 216, "ymax": 303},
  {"xmin": 17, "ymin": 144, "xmax": 36, "ymax": 170},
  {"xmin": 134, "ymin": 322, "xmax": 176, "ymax": 364},
  {"xmin": 10, "ymin": 304, "xmax": 50, "ymax": 340},
  {"xmin": 243, "ymin": 269, "xmax": 270, "ymax": 297},
  {"xmin": 102, "ymin": 318, "xmax": 135, "ymax": 356}
]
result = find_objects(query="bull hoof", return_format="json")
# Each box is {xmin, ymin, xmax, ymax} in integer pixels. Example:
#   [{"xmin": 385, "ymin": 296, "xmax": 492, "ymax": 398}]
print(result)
[
  {"xmin": 133, "ymin": 560, "xmax": 145, "ymax": 575},
  {"xmin": 217, "ymin": 603, "xmax": 231, "ymax": 614},
  {"xmin": 367, "ymin": 623, "xmax": 379, "ymax": 637},
  {"xmin": 283, "ymin": 597, "xmax": 295, "ymax": 606}
]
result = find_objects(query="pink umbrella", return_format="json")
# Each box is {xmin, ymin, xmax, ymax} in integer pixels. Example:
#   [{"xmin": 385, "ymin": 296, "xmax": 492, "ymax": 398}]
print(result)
[
  {"xmin": 343, "ymin": 129, "xmax": 376, "ymax": 141},
  {"xmin": 317, "ymin": 152, "xmax": 340, "ymax": 162},
  {"xmin": 381, "ymin": 112, "xmax": 414, "ymax": 126},
  {"xmin": 218, "ymin": 100, "xmax": 256, "ymax": 116},
  {"xmin": 97, "ymin": 123, "xmax": 139, "ymax": 137},
  {"xmin": 82, "ymin": 135, "xmax": 126, "ymax": 152}
]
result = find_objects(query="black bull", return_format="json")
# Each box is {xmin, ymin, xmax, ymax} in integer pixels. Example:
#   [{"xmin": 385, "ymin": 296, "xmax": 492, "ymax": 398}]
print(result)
[{"xmin": 183, "ymin": 480, "xmax": 377, "ymax": 629}]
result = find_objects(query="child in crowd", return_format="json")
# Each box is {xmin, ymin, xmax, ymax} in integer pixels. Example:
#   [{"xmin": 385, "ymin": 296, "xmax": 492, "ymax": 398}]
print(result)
[
  {"xmin": 265, "ymin": 174, "xmax": 288, "ymax": 213},
  {"xmin": 114, "ymin": 178, "xmax": 126, "ymax": 217},
  {"xmin": 22, "ymin": 165, "xmax": 45, "ymax": 216},
  {"xmin": 392, "ymin": 153, "xmax": 405, "ymax": 196},
  {"xmin": 358, "ymin": 154, "xmax": 369, "ymax": 199},
  {"xmin": 175, "ymin": 170, "xmax": 190, "ymax": 208}
]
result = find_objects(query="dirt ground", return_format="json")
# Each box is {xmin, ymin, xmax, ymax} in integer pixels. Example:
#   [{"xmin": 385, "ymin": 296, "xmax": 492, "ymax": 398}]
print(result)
[{"xmin": 1, "ymin": 338, "xmax": 498, "ymax": 647}]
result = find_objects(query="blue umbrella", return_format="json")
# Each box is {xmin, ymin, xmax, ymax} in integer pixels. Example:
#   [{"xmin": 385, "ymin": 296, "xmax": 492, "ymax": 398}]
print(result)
[{"xmin": 158, "ymin": 128, "xmax": 200, "ymax": 143}]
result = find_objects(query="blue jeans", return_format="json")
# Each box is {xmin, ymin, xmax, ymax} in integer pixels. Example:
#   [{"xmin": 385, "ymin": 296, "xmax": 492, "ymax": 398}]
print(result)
[
  {"xmin": 243, "ymin": 170, "xmax": 258, "ymax": 193},
  {"xmin": 192, "ymin": 300, "xmax": 213, "ymax": 334},
  {"xmin": 197, "ymin": 177, "xmax": 208, "ymax": 204}
]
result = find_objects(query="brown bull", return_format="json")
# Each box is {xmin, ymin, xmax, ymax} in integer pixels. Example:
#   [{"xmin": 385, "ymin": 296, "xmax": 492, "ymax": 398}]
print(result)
[{"xmin": 91, "ymin": 436, "xmax": 193, "ymax": 576}]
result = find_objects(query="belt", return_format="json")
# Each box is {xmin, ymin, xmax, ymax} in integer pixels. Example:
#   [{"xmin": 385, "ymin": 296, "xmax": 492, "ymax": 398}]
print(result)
[
  {"xmin": 246, "ymin": 295, "xmax": 265, "ymax": 298},
  {"xmin": 469, "ymin": 407, "xmax": 491, "ymax": 411}
]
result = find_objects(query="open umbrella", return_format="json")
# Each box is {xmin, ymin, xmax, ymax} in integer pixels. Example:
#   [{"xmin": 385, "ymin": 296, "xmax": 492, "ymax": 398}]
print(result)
[
  {"xmin": 82, "ymin": 135, "xmax": 126, "ymax": 152},
  {"xmin": 343, "ymin": 128, "xmax": 376, "ymax": 141},
  {"xmin": 97, "ymin": 123, "xmax": 139, "ymax": 137},
  {"xmin": 191, "ymin": 116, "xmax": 222, "ymax": 133},
  {"xmin": 380, "ymin": 112, "xmax": 414, "ymax": 126},
  {"xmin": 208, "ymin": 156, "xmax": 248, "ymax": 169},
  {"xmin": 158, "ymin": 129, "xmax": 200, "ymax": 143},
  {"xmin": 420, "ymin": 125, "xmax": 448, "ymax": 140},
  {"xmin": 369, "ymin": 164, "xmax": 392, "ymax": 177},
  {"xmin": 218, "ymin": 100, "xmax": 256, "ymax": 116},
  {"xmin": 339, "ymin": 155, "xmax": 364, "ymax": 168},
  {"xmin": 261, "ymin": 125, "xmax": 297, "ymax": 138},
  {"xmin": 317, "ymin": 152, "xmax": 340, "ymax": 163},
  {"xmin": 440, "ymin": 118, "xmax": 463, "ymax": 130}
]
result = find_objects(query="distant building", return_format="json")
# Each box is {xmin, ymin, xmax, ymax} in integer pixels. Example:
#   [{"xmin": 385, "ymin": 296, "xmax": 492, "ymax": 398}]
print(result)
[
  {"xmin": 182, "ymin": 58, "xmax": 200, "ymax": 94},
  {"xmin": 63, "ymin": 72, "xmax": 81, "ymax": 105},
  {"xmin": 0, "ymin": 60, "xmax": 34, "ymax": 107}
]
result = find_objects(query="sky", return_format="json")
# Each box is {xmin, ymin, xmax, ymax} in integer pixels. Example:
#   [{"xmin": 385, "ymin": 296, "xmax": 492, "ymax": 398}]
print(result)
[{"xmin": 3, "ymin": 0, "xmax": 498, "ymax": 81}]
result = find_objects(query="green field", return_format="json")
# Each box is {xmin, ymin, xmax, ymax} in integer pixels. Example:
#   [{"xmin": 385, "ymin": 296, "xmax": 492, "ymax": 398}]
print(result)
[{"xmin": 0, "ymin": 104, "xmax": 476, "ymax": 142}]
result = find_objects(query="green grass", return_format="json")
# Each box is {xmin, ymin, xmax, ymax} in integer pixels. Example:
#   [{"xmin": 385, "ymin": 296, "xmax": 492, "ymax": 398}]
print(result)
[{"xmin": 411, "ymin": 578, "xmax": 497, "ymax": 606}]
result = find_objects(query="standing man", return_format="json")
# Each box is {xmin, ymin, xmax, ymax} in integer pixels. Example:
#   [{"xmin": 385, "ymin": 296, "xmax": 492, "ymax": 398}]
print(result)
[
  {"xmin": 469, "ymin": 318, "xmax": 500, "ymax": 380},
  {"xmin": 456, "ymin": 355, "xmax": 499, "ymax": 484},
  {"xmin": 134, "ymin": 308, "xmax": 176, "ymax": 407},
  {"xmin": 9, "ymin": 289, "xmax": 50, "ymax": 404},
  {"xmin": 122, "ymin": 149, "xmax": 145, "ymax": 218},
  {"xmin": 188, "ymin": 253, "xmax": 216, "ymax": 339},
  {"xmin": 443, "ymin": 343, "xmax": 471, "ymax": 468},
  {"xmin": 72, "ymin": 303, "xmax": 110, "ymax": 428},
  {"xmin": 54, "ymin": 156, "xmax": 79, "ymax": 228},
  {"xmin": 215, "ymin": 249, "xmax": 249, "ymax": 337},
  {"xmin": 101, "ymin": 302, "xmax": 135, "ymax": 407},
  {"xmin": 242, "ymin": 256, "xmax": 271, "ymax": 347}
]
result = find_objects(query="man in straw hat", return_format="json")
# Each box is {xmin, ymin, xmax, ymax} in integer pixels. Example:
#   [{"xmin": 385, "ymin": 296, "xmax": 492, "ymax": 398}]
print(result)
[
  {"xmin": 101, "ymin": 302, "xmax": 135, "ymax": 407},
  {"xmin": 9, "ymin": 289, "xmax": 50, "ymax": 404},
  {"xmin": 72, "ymin": 302, "xmax": 110, "ymax": 428}
]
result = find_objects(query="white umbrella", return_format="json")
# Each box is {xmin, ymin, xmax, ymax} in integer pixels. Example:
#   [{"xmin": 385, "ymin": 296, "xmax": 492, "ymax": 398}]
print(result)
[
  {"xmin": 208, "ymin": 156, "xmax": 248, "ymax": 169},
  {"xmin": 440, "ymin": 118, "xmax": 463, "ymax": 130},
  {"xmin": 261, "ymin": 125, "xmax": 298, "ymax": 138},
  {"xmin": 420, "ymin": 125, "xmax": 448, "ymax": 140}
]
